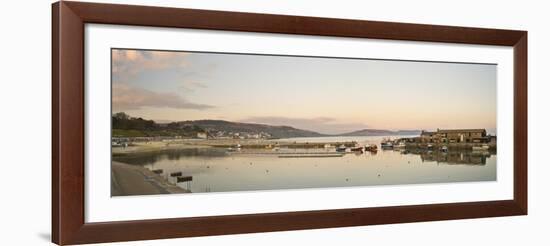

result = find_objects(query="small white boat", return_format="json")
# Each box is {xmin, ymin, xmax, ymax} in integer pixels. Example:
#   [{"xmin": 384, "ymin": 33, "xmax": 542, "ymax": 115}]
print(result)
[
  {"xmin": 381, "ymin": 141, "xmax": 393, "ymax": 149},
  {"xmin": 440, "ymin": 146, "xmax": 448, "ymax": 152},
  {"xmin": 336, "ymin": 144, "xmax": 347, "ymax": 152}
]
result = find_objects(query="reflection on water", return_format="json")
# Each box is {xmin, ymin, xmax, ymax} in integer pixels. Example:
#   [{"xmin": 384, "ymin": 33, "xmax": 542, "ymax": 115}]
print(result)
[
  {"xmin": 113, "ymin": 136, "xmax": 497, "ymax": 193},
  {"xmin": 403, "ymin": 149, "xmax": 493, "ymax": 165},
  {"xmin": 114, "ymin": 148, "xmax": 227, "ymax": 166}
]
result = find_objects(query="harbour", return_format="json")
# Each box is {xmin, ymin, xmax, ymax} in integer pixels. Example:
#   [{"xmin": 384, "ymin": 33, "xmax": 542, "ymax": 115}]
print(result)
[{"xmin": 113, "ymin": 134, "xmax": 497, "ymax": 194}]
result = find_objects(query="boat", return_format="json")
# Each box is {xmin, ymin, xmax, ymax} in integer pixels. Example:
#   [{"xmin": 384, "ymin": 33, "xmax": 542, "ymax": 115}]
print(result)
[
  {"xmin": 440, "ymin": 146, "xmax": 448, "ymax": 152},
  {"xmin": 380, "ymin": 140, "xmax": 393, "ymax": 149},
  {"xmin": 427, "ymin": 144, "xmax": 434, "ymax": 150},
  {"xmin": 336, "ymin": 144, "xmax": 348, "ymax": 152},
  {"xmin": 350, "ymin": 146, "xmax": 365, "ymax": 152},
  {"xmin": 365, "ymin": 144, "xmax": 378, "ymax": 152}
]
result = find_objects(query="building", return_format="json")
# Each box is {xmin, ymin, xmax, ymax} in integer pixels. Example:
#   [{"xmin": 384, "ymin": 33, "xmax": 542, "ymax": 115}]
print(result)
[
  {"xmin": 196, "ymin": 132, "xmax": 208, "ymax": 139},
  {"xmin": 420, "ymin": 131, "xmax": 437, "ymax": 143},
  {"xmin": 419, "ymin": 129, "xmax": 489, "ymax": 143}
]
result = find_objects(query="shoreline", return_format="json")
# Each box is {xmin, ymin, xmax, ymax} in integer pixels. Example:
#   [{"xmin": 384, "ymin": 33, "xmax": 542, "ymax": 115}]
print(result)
[{"xmin": 113, "ymin": 138, "xmax": 359, "ymax": 155}]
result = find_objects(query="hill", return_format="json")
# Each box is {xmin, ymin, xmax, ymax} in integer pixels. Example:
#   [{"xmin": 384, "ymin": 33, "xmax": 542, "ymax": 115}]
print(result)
[
  {"xmin": 179, "ymin": 120, "xmax": 326, "ymax": 139},
  {"xmin": 112, "ymin": 112, "xmax": 421, "ymax": 139}
]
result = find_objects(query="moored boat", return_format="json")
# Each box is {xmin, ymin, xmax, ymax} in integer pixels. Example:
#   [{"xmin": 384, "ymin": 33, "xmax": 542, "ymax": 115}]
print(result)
[
  {"xmin": 365, "ymin": 144, "xmax": 378, "ymax": 152},
  {"xmin": 336, "ymin": 144, "xmax": 348, "ymax": 152},
  {"xmin": 381, "ymin": 139, "xmax": 393, "ymax": 149},
  {"xmin": 350, "ymin": 146, "xmax": 365, "ymax": 152}
]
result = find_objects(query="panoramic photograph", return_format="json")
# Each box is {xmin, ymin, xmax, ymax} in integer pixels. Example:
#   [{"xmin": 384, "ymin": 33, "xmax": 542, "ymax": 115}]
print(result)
[{"xmin": 110, "ymin": 48, "xmax": 497, "ymax": 196}]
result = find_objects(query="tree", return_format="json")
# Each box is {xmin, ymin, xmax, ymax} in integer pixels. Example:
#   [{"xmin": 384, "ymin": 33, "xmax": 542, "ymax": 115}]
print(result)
[{"xmin": 113, "ymin": 112, "xmax": 130, "ymax": 120}]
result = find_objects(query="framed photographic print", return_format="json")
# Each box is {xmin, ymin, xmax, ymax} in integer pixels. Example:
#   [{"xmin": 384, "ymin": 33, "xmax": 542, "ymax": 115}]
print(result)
[{"xmin": 52, "ymin": 1, "xmax": 527, "ymax": 245}]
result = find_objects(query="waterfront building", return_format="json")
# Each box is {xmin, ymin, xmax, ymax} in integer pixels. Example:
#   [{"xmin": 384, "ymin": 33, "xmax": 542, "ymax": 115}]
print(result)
[
  {"xmin": 196, "ymin": 132, "xmax": 208, "ymax": 139},
  {"xmin": 419, "ymin": 129, "xmax": 489, "ymax": 143}
]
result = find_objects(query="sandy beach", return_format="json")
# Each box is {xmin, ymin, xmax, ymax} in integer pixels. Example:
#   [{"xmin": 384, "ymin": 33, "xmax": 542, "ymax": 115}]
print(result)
[{"xmin": 111, "ymin": 161, "xmax": 189, "ymax": 196}]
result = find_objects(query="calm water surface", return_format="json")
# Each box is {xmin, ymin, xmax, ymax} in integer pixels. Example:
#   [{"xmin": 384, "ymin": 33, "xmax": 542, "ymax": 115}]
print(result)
[{"xmin": 113, "ymin": 136, "xmax": 496, "ymax": 193}]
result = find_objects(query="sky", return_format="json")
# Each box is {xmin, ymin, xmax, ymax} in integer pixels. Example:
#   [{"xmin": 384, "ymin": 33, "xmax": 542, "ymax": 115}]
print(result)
[{"xmin": 112, "ymin": 49, "xmax": 497, "ymax": 135}]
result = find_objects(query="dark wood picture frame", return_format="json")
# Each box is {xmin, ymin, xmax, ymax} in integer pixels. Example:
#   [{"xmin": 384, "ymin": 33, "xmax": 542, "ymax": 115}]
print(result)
[{"xmin": 52, "ymin": 1, "xmax": 527, "ymax": 245}]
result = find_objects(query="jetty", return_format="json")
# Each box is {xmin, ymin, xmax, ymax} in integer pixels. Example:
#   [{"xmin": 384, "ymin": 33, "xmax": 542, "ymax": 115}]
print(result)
[
  {"xmin": 111, "ymin": 161, "xmax": 189, "ymax": 196},
  {"xmin": 203, "ymin": 140, "xmax": 358, "ymax": 149},
  {"xmin": 278, "ymin": 153, "xmax": 345, "ymax": 158},
  {"xmin": 228, "ymin": 150, "xmax": 347, "ymax": 158}
]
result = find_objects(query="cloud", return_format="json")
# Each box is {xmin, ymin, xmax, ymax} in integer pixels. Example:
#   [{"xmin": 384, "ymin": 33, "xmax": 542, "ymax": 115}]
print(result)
[
  {"xmin": 241, "ymin": 116, "xmax": 369, "ymax": 135},
  {"xmin": 112, "ymin": 49, "xmax": 189, "ymax": 78},
  {"xmin": 180, "ymin": 80, "xmax": 208, "ymax": 92},
  {"xmin": 112, "ymin": 83, "xmax": 214, "ymax": 111}
]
